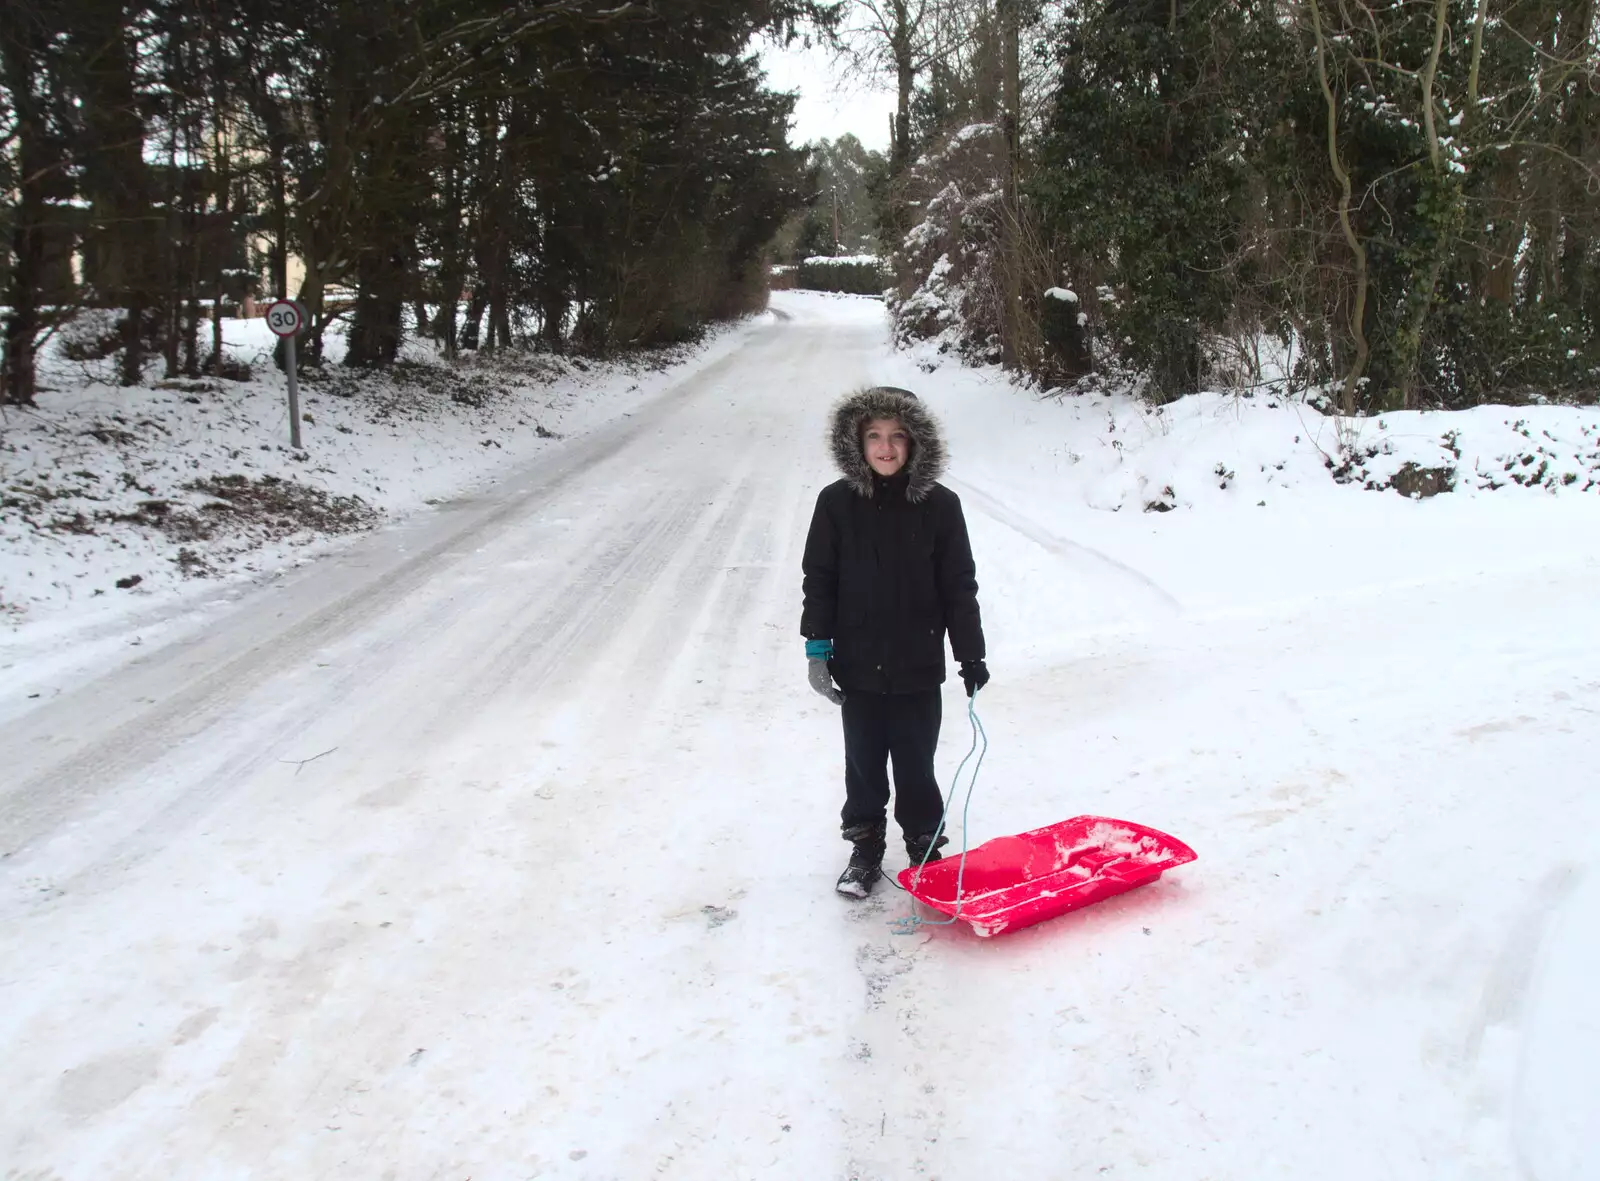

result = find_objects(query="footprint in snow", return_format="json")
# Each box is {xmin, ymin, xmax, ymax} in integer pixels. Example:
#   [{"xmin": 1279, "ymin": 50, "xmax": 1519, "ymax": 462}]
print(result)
[{"xmin": 701, "ymin": 904, "xmax": 737, "ymax": 929}]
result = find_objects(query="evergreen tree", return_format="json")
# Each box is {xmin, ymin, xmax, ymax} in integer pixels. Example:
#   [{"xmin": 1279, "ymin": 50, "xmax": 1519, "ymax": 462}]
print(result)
[
  {"xmin": 0, "ymin": 0, "xmax": 826, "ymax": 397},
  {"xmin": 788, "ymin": 134, "xmax": 888, "ymax": 259},
  {"xmin": 1032, "ymin": 0, "xmax": 1282, "ymax": 398},
  {"xmin": 1021, "ymin": 0, "xmax": 1597, "ymax": 409}
]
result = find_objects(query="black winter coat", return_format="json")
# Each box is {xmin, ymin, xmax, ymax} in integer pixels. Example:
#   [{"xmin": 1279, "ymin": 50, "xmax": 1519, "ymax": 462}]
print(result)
[{"xmin": 800, "ymin": 387, "xmax": 985, "ymax": 694}]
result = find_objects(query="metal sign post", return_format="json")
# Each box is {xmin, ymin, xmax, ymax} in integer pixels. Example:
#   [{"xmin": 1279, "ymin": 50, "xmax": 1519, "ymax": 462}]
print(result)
[{"xmin": 266, "ymin": 298, "xmax": 308, "ymax": 449}]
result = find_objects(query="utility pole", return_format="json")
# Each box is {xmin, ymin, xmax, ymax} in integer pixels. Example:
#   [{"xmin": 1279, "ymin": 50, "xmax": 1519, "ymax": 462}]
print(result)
[
  {"xmin": 832, "ymin": 184, "xmax": 841, "ymax": 253},
  {"xmin": 1000, "ymin": 0, "xmax": 1022, "ymax": 370}
]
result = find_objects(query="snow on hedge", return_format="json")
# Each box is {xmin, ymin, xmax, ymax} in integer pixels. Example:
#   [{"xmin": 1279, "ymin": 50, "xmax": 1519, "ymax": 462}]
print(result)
[{"xmin": 800, "ymin": 254, "xmax": 882, "ymax": 268}]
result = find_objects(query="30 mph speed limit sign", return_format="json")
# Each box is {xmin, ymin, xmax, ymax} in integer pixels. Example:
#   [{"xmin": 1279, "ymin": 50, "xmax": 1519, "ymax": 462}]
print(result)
[
  {"xmin": 265, "ymin": 299, "xmax": 307, "ymax": 337},
  {"xmin": 265, "ymin": 298, "xmax": 309, "ymax": 448}
]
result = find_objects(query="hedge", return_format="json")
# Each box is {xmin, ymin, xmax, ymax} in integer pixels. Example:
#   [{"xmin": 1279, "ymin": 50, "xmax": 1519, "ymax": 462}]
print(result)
[{"xmin": 796, "ymin": 255, "xmax": 887, "ymax": 296}]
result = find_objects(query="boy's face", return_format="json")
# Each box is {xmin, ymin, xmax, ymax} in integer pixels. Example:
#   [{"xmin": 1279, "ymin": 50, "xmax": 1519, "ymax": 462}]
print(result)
[{"xmin": 863, "ymin": 417, "xmax": 910, "ymax": 478}]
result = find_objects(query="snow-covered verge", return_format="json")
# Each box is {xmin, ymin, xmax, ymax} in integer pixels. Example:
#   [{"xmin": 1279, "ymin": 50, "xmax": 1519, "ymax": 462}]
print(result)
[
  {"xmin": 1, "ymin": 310, "xmax": 770, "ymax": 687},
  {"xmin": 892, "ymin": 340, "xmax": 1600, "ymax": 514}
]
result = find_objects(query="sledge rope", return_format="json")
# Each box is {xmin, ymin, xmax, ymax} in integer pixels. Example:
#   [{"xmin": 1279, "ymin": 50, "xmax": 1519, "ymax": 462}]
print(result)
[{"xmin": 888, "ymin": 690, "xmax": 988, "ymax": 934}]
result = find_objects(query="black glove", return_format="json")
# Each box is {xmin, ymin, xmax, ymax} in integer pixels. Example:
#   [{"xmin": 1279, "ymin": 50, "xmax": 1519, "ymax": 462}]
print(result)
[{"xmin": 960, "ymin": 659, "xmax": 990, "ymax": 698}]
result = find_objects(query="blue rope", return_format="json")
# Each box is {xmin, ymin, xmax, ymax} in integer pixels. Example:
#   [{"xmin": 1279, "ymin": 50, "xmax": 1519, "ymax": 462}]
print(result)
[{"xmin": 890, "ymin": 690, "xmax": 988, "ymax": 934}]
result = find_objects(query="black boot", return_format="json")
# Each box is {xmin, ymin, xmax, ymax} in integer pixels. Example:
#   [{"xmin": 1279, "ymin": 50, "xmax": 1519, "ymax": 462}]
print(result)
[
  {"xmin": 905, "ymin": 831, "xmax": 950, "ymax": 866},
  {"xmin": 837, "ymin": 822, "xmax": 887, "ymax": 899}
]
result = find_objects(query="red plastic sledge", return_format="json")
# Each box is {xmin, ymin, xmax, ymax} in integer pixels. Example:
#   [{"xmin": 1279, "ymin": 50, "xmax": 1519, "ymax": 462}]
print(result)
[{"xmin": 896, "ymin": 815, "xmax": 1197, "ymax": 937}]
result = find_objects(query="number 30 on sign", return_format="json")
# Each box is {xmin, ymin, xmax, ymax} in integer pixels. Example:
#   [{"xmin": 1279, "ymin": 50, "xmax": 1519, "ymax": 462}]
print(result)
[{"xmin": 266, "ymin": 299, "xmax": 307, "ymax": 337}]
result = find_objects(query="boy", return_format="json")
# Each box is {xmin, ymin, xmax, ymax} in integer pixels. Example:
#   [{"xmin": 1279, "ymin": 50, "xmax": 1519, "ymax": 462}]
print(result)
[{"xmin": 800, "ymin": 386, "xmax": 989, "ymax": 898}]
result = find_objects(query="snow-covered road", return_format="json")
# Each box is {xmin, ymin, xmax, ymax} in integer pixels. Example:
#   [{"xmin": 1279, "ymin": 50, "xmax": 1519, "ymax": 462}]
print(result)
[{"xmin": 3, "ymin": 292, "xmax": 1598, "ymax": 1179}]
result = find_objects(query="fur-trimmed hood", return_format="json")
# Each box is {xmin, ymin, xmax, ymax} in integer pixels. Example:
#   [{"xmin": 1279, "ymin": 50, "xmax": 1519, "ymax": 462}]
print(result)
[{"xmin": 828, "ymin": 386, "xmax": 948, "ymax": 503}]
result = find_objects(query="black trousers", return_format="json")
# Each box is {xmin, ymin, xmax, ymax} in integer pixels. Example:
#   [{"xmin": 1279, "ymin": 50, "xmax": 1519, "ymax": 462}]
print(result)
[{"xmin": 840, "ymin": 688, "xmax": 944, "ymax": 839}]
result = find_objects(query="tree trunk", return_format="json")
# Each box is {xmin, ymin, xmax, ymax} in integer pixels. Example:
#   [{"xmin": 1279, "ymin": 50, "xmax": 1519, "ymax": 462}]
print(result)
[
  {"xmin": 162, "ymin": 134, "xmax": 182, "ymax": 380},
  {"xmin": 434, "ymin": 116, "xmax": 465, "ymax": 356},
  {"xmin": 181, "ymin": 160, "xmax": 202, "ymax": 379},
  {"xmin": 460, "ymin": 285, "xmax": 485, "ymax": 350},
  {"xmin": 346, "ymin": 115, "xmax": 413, "ymax": 367},
  {"xmin": 70, "ymin": 0, "xmax": 153, "ymax": 386},
  {"xmin": 1554, "ymin": 0, "xmax": 1596, "ymax": 308},
  {"xmin": 1393, "ymin": 0, "xmax": 1456, "ymax": 409},
  {"xmin": 208, "ymin": 55, "xmax": 231, "ymax": 375},
  {"xmin": 347, "ymin": 120, "xmax": 409, "ymax": 368},
  {"xmin": 999, "ymin": 0, "xmax": 1022, "ymax": 370},
  {"xmin": 347, "ymin": 258, "xmax": 406, "ymax": 367},
  {"xmin": 298, "ymin": 252, "xmax": 327, "ymax": 366},
  {"xmin": 1, "ymin": 9, "xmax": 47, "ymax": 406},
  {"xmin": 260, "ymin": 99, "xmax": 291, "ymax": 301},
  {"xmin": 296, "ymin": 32, "xmax": 358, "ymax": 369},
  {"xmin": 1308, "ymin": 0, "xmax": 1370, "ymax": 414},
  {"xmin": 480, "ymin": 222, "xmax": 511, "ymax": 351},
  {"xmin": 891, "ymin": 0, "xmax": 914, "ymax": 173},
  {"xmin": 540, "ymin": 285, "xmax": 569, "ymax": 349}
]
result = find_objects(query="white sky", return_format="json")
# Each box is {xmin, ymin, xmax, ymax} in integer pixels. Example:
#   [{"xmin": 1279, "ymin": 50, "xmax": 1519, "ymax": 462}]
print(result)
[{"xmin": 756, "ymin": 36, "xmax": 897, "ymax": 153}]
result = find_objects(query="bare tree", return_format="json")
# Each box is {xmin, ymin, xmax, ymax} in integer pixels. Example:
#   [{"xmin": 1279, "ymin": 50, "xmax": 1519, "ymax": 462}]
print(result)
[{"xmin": 829, "ymin": 0, "xmax": 950, "ymax": 173}]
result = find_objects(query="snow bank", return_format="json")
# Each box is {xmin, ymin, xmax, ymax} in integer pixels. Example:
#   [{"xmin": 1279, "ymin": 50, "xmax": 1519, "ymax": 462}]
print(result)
[{"xmin": 893, "ymin": 340, "xmax": 1600, "ymax": 514}]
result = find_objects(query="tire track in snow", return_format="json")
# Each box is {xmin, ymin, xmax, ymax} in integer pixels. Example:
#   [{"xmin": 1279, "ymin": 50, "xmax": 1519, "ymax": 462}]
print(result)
[
  {"xmin": 0, "ymin": 484, "xmax": 707, "ymax": 922},
  {"xmin": 580, "ymin": 458, "xmax": 766, "ymax": 721},
  {"xmin": 452, "ymin": 484, "xmax": 713, "ymax": 712},
  {"xmin": 0, "ymin": 345, "xmax": 760, "ymax": 910},
  {"xmin": 1513, "ymin": 865, "xmax": 1598, "ymax": 1181},
  {"xmin": 948, "ymin": 476, "xmax": 1182, "ymax": 616},
  {"xmin": 0, "ymin": 347, "xmax": 752, "ymax": 849}
]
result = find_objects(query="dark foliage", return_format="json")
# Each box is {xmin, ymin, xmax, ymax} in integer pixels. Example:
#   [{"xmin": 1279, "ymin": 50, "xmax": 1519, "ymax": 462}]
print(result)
[
  {"xmin": 1030, "ymin": 0, "xmax": 1599, "ymax": 409},
  {"xmin": 0, "ymin": 0, "xmax": 829, "ymax": 403}
]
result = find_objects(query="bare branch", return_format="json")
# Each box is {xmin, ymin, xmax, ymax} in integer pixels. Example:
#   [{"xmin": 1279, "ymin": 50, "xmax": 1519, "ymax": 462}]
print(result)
[{"xmin": 1307, "ymin": 0, "xmax": 1370, "ymax": 414}]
